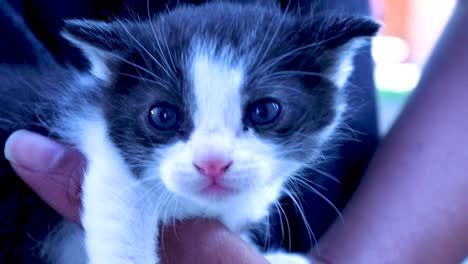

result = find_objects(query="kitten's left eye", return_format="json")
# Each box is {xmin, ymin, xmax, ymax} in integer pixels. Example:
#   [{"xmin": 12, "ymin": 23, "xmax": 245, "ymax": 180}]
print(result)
[
  {"xmin": 247, "ymin": 99, "xmax": 281, "ymax": 126},
  {"xmin": 148, "ymin": 102, "xmax": 180, "ymax": 131}
]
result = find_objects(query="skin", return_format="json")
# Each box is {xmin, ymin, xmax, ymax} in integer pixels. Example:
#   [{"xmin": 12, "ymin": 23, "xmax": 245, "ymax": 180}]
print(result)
[
  {"xmin": 316, "ymin": 0, "xmax": 468, "ymax": 263},
  {"xmin": 4, "ymin": 0, "xmax": 468, "ymax": 262}
]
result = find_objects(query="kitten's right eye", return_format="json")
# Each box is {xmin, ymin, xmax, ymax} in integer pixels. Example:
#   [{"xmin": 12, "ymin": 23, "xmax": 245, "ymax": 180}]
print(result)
[
  {"xmin": 148, "ymin": 102, "xmax": 180, "ymax": 131},
  {"xmin": 247, "ymin": 99, "xmax": 281, "ymax": 126}
]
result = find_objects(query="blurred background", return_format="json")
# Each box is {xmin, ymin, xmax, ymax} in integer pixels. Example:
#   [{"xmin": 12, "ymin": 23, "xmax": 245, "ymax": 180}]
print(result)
[{"xmin": 368, "ymin": 0, "xmax": 456, "ymax": 135}]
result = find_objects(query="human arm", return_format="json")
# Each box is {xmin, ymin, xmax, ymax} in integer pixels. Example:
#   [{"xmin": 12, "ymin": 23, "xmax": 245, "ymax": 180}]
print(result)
[{"xmin": 314, "ymin": 1, "xmax": 468, "ymax": 262}]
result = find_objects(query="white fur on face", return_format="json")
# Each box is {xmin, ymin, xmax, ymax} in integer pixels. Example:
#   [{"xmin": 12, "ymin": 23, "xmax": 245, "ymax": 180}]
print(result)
[
  {"xmin": 190, "ymin": 43, "xmax": 244, "ymax": 135},
  {"xmin": 154, "ymin": 43, "xmax": 298, "ymax": 222}
]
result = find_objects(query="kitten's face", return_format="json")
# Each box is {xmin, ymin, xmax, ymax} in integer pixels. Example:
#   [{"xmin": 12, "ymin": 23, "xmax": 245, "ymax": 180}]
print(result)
[
  {"xmin": 153, "ymin": 43, "xmax": 310, "ymax": 204},
  {"xmin": 63, "ymin": 3, "xmax": 378, "ymax": 209}
]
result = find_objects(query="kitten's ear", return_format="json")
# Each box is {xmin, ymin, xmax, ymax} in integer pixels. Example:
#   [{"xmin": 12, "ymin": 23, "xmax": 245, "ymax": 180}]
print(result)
[
  {"xmin": 61, "ymin": 19, "xmax": 126, "ymax": 81},
  {"xmin": 299, "ymin": 15, "xmax": 381, "ymax": 88}
]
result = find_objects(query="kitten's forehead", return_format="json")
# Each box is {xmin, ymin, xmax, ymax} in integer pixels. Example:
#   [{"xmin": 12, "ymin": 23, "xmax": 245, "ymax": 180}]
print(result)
[
  {"xmin": 158, "ymin": 3, "xmax": 294, "ymax": 59},
  {"xmin": 189, "ymin": 41, "xmax": 245, "ymax": 134}
]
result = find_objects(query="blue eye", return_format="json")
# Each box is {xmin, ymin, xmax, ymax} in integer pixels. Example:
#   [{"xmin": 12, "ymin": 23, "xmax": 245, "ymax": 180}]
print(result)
[
  {"xmin": 148, "ymin": 102, "xmax": 180, "ymax": 131},
  {"xmin": 248, "ymin": 99, "xmax": 281, "ymax": 126}
]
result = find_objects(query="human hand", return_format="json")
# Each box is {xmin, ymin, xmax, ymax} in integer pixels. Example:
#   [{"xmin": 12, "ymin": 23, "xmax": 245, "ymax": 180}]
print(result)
[
  {"xmin": 160, "ymin": 220, "xmax": 269, "ymax": 264},
  {"xmin": 3, "ymin": 130, "xmax": 270, "ymax": 264},
  {"xmin": 4, "ymin": 130, "xmax": 84, "ymax": 222}
]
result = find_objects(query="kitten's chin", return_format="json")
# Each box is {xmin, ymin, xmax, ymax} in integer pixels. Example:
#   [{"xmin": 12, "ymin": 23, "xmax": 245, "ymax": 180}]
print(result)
[
  {"xmin": 171, "ymin": 191, "xmax": 274, "ymax": 231},
  {"xmin": 156, "ymin": 179, "xmax": 283, "ymax": 230},
  {"xmin": 176, "ymin": 185, "xmax": 244, "ymax": 205},
  {"xmin": 197, "ymin": 183, "xmax": 240, "ymax": 199}
]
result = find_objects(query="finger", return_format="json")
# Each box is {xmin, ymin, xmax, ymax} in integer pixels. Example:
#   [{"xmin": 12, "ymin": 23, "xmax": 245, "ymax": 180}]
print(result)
[
  {"xmin": 160, "ymin": 219, "xmax": 269, "ymax": 264},
  {"xmin": 4, "ymin": 130, "xmax": 86, "ymax": 223}
]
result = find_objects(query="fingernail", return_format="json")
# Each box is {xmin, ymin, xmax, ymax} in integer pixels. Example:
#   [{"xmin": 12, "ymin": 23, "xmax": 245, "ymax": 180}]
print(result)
[{"xmin": 4, "ymin": 130, "xmax": 66, "ymax": 171}]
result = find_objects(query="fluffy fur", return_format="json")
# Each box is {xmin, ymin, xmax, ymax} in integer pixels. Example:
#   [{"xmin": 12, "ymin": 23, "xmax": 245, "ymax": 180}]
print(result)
[{"xmin": 0, "ymin": 1, "xmax": 379, "ymax": 263}]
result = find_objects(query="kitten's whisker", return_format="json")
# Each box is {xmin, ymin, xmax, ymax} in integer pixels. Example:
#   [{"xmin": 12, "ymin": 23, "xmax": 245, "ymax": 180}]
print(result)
[
  {"xmin": 152, "ymin": 193, "xmax": 170, "ymax": 256},
  {"xmin": 251, "ymin": 3, "xmax": 280, "ymax": 70},
  {"xmin": 105, "ymin": 52, "xmax": 164, "ymax": 86},
  {"xmin": 291, "ymin": 179, "xmax": 343, "ymax": 224},
  {"xmin": 117, "ymin": 20, "xmax": 177, "ymax": 85},
  {"xmin": 281, "ymin": 188, "xmax": 318, "ymax": 251},
  {"xmin": 115, "ymin": 72, "xmax": 170, "ymax": 88},
  {"xmin": 257, "ymin": 181, "xmax": 274, "ymax": 249},
  {"xmin": 152, "ymin": 191, "xmax": 171, "ymax": 227},
  {"xmin": 171, "ymin": 197, "xmax": 179, "ymax": 228},
  {"xmin": 291, "ymin": 175, "xmax": 329, "ymax": 192},
  {"xmin": 336, "ymin": 121, "xmax": 366, "ymax": 144},
  {"xmin": 269, "ymin": 150, "xmax": 342, "ymax": 185},
  {"xmin": 309, "ymin": 167, "xmax": 340, "ymax": 184},
  {"xmin": 136, "ymin": 175, "xmax": 163, "ymax": 186},
  {"xmin": 264, "ymin": 207, "xmax": 271, "ymax": 250},
  {"xmin": 263, "ymin": 70, "xmax": 331, "ymax": 80},
  {"xmin": 285, "ymin": 180, "xmax": 305, "ymax": 202},
  {"xmin": 253, "ymin": 71, "xmax": 330, "ymax": 90},
  {"xmin": 274, "ymin": 198, "xmax": 292, "ymax": 251},
  {"xmin": 146, "ymin": 0, "xmax": 179, "ymax": 84},
  {"xmin": 130, "ymin": 183, "xmax": 164, "ymax": 212},
  {"xmin": 252, "ymin": 83, "xmax": 312, "ymax": 98},
  {"xmin": 161, "ymin": 195, "xmax": 180, "ymax": 252},
  {"xmin": 280, "ymin": 160, "xmax": 340, "ymax": 184},
  {"xmin": 254, "ymin": 34, "xmax": 368, "ymax": 79},
  {"xmin": 133, "ymin": 58, "xmax": 176, "ymax": 94},
  {"xmin": 256, "ymin": 0, "xmax": 290, "ymax": 68}
]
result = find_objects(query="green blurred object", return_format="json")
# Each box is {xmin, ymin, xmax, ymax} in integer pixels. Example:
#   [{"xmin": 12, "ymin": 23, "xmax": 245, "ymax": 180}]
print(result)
[{"xmin": 376, "ymin": 89, "xmax": 411, "ymax": 135}]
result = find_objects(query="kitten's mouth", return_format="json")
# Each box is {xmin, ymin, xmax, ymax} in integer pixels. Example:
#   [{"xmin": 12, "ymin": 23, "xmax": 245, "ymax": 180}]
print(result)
[{"xmin": 198, "ymin": 183, "xmax": 238, "ymax": 198}]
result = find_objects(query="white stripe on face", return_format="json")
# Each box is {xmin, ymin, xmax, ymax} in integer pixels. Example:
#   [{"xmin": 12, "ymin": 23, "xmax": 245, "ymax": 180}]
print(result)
[
  {"xmin": 190, "ymin": 43, "xmax": 245, "ymax": 136},
  {"xmin": 188, "ymin": 42, "xmax": 246, "ymax": 164}
]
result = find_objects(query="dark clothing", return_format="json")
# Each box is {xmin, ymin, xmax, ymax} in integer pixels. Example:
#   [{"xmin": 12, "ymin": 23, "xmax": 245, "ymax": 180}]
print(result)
[{"xmin": 0, "ymin": 0, "xmax": 378, "ymax": 262}]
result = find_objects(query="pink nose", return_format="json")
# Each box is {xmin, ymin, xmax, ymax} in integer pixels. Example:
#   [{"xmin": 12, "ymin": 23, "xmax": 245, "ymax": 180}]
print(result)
[{"xmin": 193, "ymin": 158, "xmax": 233, "ymax": 180}]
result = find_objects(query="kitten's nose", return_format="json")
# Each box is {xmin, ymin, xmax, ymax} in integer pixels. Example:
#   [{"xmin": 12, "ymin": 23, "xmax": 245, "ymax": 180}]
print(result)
[{"xmin": 193, "ymin": 158, "xmax": 233, "ymax": 180}]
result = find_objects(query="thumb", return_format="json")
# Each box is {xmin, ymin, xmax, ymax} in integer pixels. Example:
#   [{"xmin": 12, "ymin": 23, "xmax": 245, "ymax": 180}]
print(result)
[{"xmin": 4, "ymin": 130, "xmax": 85, "ymax": 223}]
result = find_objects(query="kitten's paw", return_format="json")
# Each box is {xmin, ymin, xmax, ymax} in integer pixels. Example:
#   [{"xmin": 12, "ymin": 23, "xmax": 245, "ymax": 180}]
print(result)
[{"xmin": 264, "ymin": 252, "xmax": 311, "ymax": 264}]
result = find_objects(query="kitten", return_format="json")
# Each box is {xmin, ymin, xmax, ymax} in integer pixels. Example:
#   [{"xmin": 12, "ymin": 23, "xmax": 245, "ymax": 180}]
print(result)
[{"xmin": 0, "ymin": 1, "xmax": 379, "ymax": 263}]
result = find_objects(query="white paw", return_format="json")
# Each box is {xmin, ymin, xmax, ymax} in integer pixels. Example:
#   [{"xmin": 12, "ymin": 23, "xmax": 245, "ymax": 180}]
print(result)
[{"xmin": 265, "ymin": 251, "xmax": 311, "ymax": 264}]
